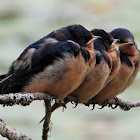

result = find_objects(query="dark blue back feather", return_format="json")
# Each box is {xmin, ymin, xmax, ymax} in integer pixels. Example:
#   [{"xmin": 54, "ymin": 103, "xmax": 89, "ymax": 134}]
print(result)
[{"xmin": 1, "ymin": 41, "xmax": 80, "ymax": 94}]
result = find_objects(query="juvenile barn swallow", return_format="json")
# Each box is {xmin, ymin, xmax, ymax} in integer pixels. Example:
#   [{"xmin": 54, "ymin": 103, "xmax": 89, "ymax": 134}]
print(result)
[
  {"xmin": 51, "ymin": 29, "xmax": 120, "ymax": 111},
  {"xmin": 93, "ymin": 28, "xmax": 140, "ymax": 106},
  {"xmin": 0, "ymin": 24, "xmax": 97, "ymax": 103},
  {"xmin": 70, "ymin": 29, "xmax": 119, "ymax": 104}
]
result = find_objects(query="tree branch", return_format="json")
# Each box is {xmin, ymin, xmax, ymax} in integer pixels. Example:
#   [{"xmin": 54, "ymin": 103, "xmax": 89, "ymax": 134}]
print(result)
[
  {"xmin": 0, "ymin": 119, "xmax": 31, "ymax": 140},
  {"xmin": 0, "ymin": 93, "xmax": 53, "ymax": 140},
  {"xmin": 0, "ymin": 93, "xmax": 52, "ymax": 106},
  {"xmin": 51, "ymin": 95, "xmax": 140, "ymax": 112},
  {"xmin": 1, "ymin": 93, "xmax": 140, "ymax": 140},
  {"xmin": 42, "ymin": 99, "xmax": 52, "ymax": 140},
  {"xmin": 1, "ymin": 92, "xmax": 140, "ymax": 111},
  {"xmin": 107, "ymin": 98, "xmax": 140, "ymax": 111}
]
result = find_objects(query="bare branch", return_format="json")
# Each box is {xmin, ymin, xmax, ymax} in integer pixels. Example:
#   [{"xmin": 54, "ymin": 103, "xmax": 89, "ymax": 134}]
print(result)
[
  {"xmin": 51, "ymin": 95, "xmax": 140, "ymax": 112},
  {"xmin": 0, "ymin": 93, "xmax": 53, "ymax": 106},
  {"xmin": 1, "ymin": 92, "xmax": 140, "ymax": 140},
  {"xmin": 84, "ymin": 97, "xmax": 140, "ymax": 111},
  {"xmin": 42, "ymin": 99, "xmax": 52, "ymax": 140},
  {"xmin": 107, "ymin": 98, "xmax": 140, "ymax": 111},
  {"xmin": 0, "ymin": 93, "xmax": 54, "ymax": 140},
  {"xmin": 0, "ymin": 119, "xmax": 31, "ymax": 140}
]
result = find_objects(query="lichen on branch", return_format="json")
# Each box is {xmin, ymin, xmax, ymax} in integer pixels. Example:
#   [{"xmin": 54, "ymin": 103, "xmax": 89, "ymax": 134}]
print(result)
[{"xmin": 0, "ymin": 119, "xmax": 31, "ymax": 140}]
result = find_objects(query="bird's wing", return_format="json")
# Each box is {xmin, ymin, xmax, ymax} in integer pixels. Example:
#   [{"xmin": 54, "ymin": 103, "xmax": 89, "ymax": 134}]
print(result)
[
  {"xmin": 0, "ymin": 38, "xmax": 80, "ymax": 94},
  {"xmin": 0, "ymin": 74, "xmax": 7, "ymax": 81}
]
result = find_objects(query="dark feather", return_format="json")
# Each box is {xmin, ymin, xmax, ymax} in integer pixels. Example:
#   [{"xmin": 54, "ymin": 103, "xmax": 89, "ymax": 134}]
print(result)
[
  {"xmin": 0, "ymin": 74, "xmax": 6, "ymax": 81},
  {"xmin": 0, "ymin": 41, "xmax": 81, "ymax": 94},
  {"xmin": 80, "ymin": 47, "xmax": 90, "ymax": 62},
  {"xmin": 0, "ymin": 24, "xmax": 93, "ymax": 94},
  {"xmin": 120, "ymin": 54, "xmax": 133, "ymax": 67},
  {"xmin": 110, "ymin": 28, "xmax": 134, "ymax": 41},
  {"xmin": 95, "ymin": 51, "xmax": 103, "ymax": 65}
]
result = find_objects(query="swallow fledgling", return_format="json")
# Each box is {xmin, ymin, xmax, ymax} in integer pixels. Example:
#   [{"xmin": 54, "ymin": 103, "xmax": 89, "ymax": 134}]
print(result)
[
  {"xmin": 70, "ymin": 29, "xmax": 118, "ymax": 104},
  {"xmin": 0, "ymin": 24, "xmax": 97, "ymax": 103},
  {"xmin": 93, "ymin": 28, "xmax": 140, "ymax": 107},
  {"xmin": 51, "ymin": 29, "xmax": 120, "ymax": 112}
]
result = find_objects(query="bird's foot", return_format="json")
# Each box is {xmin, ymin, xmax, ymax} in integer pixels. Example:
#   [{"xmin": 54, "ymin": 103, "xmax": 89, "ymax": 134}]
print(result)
[
  {"xmin": 54, "ymin": 98, "xmax": 67, "ymax": 111},
  {"xmin": 55, "ymin": 98, "xmax": 65, "ymax": 104},
  {"xmin": 72, "ymin": 102, "xmax": 78, "ymax": 108},
  {"xmin": 108, "ymin": 97, "xmax": 130, "ymax": 111},
  {"xmin": 99, "ymin": 99, "xmax": 109, "ymax": 109},
  {"xmin": 84, "ymin": 98, "xmax": 98, "ymax": 110},
  {"xmin": 71, "ymin": 101, "xmax": 75, "ymax": 104},
  {"xmin": 68, "ymin": 95, "xmax": 78, "ymax": 108},
  {"xmin": 91, "ymin": 98, "xmax": 98, "ymax": 110},
  {"xmin": 108, "ymin": 97, "xmax": 119, "ymax": 109}
]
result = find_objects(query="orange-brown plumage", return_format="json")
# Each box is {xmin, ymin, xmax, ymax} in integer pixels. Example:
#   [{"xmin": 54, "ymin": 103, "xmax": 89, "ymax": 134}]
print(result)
[
  {"xmin": 102, "ymin": 41, "xmax": 121, "ymax": 87},
  {"xmin": 70, "ymin": 29, "xmax": 119, "ymax": 103},
  {"xmin": 51, "ymin": 29, "xmax": 120, "ymax": 109},
  {"xmin": 23, "ymin": 49, "xmax": 96, "ymax": 102},
  {"xmin": 0, "ymin": 24, "xmax": 97, "ymax": 103},
  {"xmin": 94, "ymin": 28, "xmax": 140, "ymax": 105}
]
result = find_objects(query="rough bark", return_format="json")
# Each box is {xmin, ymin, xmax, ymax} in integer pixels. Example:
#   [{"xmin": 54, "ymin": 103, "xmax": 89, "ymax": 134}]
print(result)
[
  {"xmin": 0, "ymin": 93, "xmax": 140, "ymax": 140},
  {"xmin": 0, "ymin": 119, "xmax": 31, "ymax": 140},
  {"xmin": 42, "ymin": 99, "xmax": 52, "ymax": 140},
  {"xmin": 0, "ymin": 93, "xmax": 52, "ymax": 106}
]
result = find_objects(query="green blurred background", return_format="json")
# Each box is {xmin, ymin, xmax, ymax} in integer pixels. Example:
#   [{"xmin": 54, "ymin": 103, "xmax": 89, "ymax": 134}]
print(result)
[{"xmin": 0, "ymin": 0, "xmax": 140, "ymax": 140}]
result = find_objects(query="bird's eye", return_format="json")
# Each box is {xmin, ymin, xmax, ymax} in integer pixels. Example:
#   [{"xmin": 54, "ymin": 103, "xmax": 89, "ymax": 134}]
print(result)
[
  {"xmin": 106, "ymin": 40, "xmax": 109, "ymax": 43},
  {"xmin": 81, "ymin": 38, "xmax": 86, "ymax": 41}
]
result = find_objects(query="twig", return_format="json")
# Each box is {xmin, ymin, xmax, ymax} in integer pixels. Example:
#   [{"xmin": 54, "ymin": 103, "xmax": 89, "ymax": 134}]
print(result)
[
  {"xmin": 0, "ymin": 93, "xmax": 52, "ymax": 106},
  {"xmin": 42, "ymin": 99, "xmax": 51, "ymax": 140},
  {"xmin": 1, "ymin": 92, "xmax": 140, "ymax": 140},
  {"xmin": 107, "ymin": 98, "xmax": 140, "ymax": 111},
  {"xmin": 51, "ymin": 95, "xmax": 140, "ymax": 112},
  {"xmin": 83, "ymin": 97, "xmax": 140, "ymax": 111},
  {"xmin": 0, "ymin": 93, "xmax": 53, "ymax": 140},
  {"xmin": 0, "ymin": 119, "xmax": 31, "ymax": 140}
]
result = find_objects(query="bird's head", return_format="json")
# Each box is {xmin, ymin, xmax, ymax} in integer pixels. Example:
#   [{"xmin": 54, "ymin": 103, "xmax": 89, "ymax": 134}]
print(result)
[
  {"xmin": 67, "ymin": 24, "xmax": 98, "ymax": 47},
  {"xmin": 110, "ymin": 28, "xmax": 137, "ymax": 55},
  {"xmin": 91, "ymin": 29, "xmax": 114, "ymax": 51}
]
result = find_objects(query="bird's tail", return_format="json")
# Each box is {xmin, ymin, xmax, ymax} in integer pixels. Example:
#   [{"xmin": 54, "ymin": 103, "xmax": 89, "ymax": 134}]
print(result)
[
  {"xmin": 0, "ymin": 74, "xmax": 12, "ymax": 94},
  {"xmin": 0, "ymin": 74, "xmax": 7, "ymax": 81}
]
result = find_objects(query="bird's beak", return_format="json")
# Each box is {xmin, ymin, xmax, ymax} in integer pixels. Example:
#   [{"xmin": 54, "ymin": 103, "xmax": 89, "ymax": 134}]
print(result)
[
  {"xmin": 86, "ymin": 35, "xmax": 101, "ymax": 50},
  {"xmin": 87, "ymin": 35, "xmax": 101, "ymax": 45},
  {"xmin": 127, "ymin": 42, "xmax": 135, "ymax": 45},
  {"xmin": 114, "ymin": 39, "xmax": 120, "ymax": 43},
  {"xmin": 120, "ymin": 41, "xmax": 135, "ymax": 46},
  {"xmin": 111, "ymin": 39, "xmax": 120, "ymax": 52}
]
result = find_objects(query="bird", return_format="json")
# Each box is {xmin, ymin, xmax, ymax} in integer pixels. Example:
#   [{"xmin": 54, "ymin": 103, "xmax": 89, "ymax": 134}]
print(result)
[
  {"xmin": 51, "ymin": 28, "xmax": 120, "ymax": 112},
  {"xmin": 70, "ymin": 29, "xmax": 120, "ymax": 104},
  {"xmin": 0, "ymin": 24, "xmax": 98, "ymax": 104},
  {"xmin": 93, "ymin": 28, "xmax": 140, "ymax": 107}
]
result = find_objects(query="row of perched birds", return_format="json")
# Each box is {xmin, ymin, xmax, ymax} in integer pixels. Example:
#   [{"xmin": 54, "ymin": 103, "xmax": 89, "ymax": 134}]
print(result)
[{"xmin": 0, "ymin": 24, "xmax": 140, "ymax": 112}]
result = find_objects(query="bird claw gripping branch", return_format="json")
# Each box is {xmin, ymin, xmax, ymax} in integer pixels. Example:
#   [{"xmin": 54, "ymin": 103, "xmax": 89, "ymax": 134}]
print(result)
[
  {"xmin": 84, "ymin": 98, "xmax": 98, "ymax": 110},
  {"xmin": 107, "ymin": 97, "xmax": 119, "ymax": 109},
  {"xmin": 98, "ymin": 99, "xmax": 109, "ymax": 109}
]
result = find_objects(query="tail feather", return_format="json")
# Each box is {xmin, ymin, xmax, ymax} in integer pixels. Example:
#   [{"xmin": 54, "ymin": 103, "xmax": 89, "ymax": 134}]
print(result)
[
  {"xmin": 0, "ymin": 74, "xmax": 7, "ymax": 81},
  {"xmin": 0, "ymin": 74, "xmax": 12, "ymax": 94}
]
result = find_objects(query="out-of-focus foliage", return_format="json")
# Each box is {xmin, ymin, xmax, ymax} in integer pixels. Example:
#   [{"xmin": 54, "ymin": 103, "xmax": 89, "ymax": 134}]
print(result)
[{"xmin": 0, "ymin": 0, "xmax": 140, "ymax": 140}]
